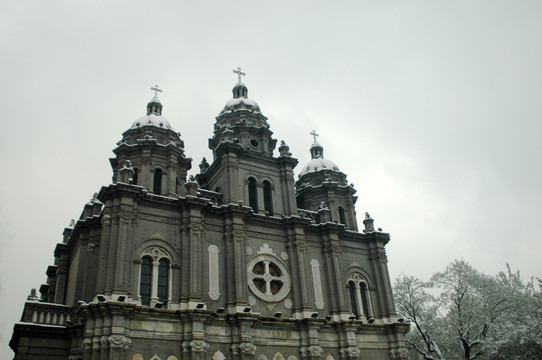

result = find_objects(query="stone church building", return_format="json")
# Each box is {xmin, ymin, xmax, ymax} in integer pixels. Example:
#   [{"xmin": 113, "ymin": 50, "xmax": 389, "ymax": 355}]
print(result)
[{"xmin": 10, "ymin": 71, "xmax": 409, "ymax": 360}]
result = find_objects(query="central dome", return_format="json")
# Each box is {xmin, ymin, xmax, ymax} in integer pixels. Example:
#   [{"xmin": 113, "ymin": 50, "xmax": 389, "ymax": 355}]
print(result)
[
  {"xmin": 299, "ymin": 157, "xmax": 340, "ymax": 176},
  {"xmin": 220, "ymin": 97, "xmax": 261, "ymax": 115},
  {"xmin": 131, "ymin": 114, "xmax": 172, "ymax": 130}
]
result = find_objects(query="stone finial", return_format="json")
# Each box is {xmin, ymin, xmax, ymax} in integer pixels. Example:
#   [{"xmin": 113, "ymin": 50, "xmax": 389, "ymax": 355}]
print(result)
[
  {"xmin": 27, "ymin": 288, "xmax": 39, "ymax": 301},
  {"xmin": 278, "ymin": 140, "xmax": 292, "ymax": 156},
  {"xmin": 199, "ymin": 157, "xmax": 209, "ymax": 173},
  {"xmin": 119, "ymin": 160, "xmax": 135, "ymax": 184},
  {"xmin": 91, "ymin": 192, "xmax": 98, "ymax": 203},
  {"xmin": 69, "ymin": 219, "xmax": 75, "ymax": 227},
  {"xmin": 185, "ymin": 177, "xmax": 198, "ymax": 196},
  {"xmin": 363, "ymin": 212, "xmax": 375, "ymax": 232}
]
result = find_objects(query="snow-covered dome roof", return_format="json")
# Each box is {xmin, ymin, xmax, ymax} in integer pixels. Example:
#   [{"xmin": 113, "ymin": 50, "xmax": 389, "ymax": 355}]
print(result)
[
  {"xmin": 131, "ymin": 114, "xmax": 173, "ymax": 130},
  {"xmin": 299, "ymin": 157, "xmax": 340, "ymax": 176},
  {"xmin": 220, "ymin": 97, "xmax": 261, "ymax": 115}
]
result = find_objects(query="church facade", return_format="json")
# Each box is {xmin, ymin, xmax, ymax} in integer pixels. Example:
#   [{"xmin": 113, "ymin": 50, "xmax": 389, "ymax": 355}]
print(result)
[{"xmin": 10, "ymin": 72, "xmax": 409, "ymax": 360}]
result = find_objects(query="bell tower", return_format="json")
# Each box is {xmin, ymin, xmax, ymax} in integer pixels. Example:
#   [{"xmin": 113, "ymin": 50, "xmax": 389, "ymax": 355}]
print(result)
[
  {"xmin": 295, "ymin": 131, "xmax": 358, "ymax": 230},
  {"xmin": 197, "ymin": 68, "xmax": 298, "ymax": 215},
  {"xmin": 110, "ymin": 86, "xmax": 192, "ymax": 197}
]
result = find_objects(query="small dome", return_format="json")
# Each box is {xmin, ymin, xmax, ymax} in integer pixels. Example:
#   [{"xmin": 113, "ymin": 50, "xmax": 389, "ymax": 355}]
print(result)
[
  {"xmin": 131, "ymin": 114, "xmax": 173, "ymax": 130},
  {"xmin": 299, "ymin": 157, "xmax": 340, "ymax": 176},
  {"xmin": 220, "ymin": 97, "xmax": 261, "ymax": 115}
]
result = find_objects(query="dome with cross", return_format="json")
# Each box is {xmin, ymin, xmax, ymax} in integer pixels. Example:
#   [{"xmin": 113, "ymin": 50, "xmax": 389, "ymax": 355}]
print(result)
[
  {"xmin": 298, "ymin": 132, "xmax": 340, "ymax": 176},
  {"xmin": 131, "ymin": 87, "xmax": 173, "ymax": 130},
  {"xmin": 219, "ymin": 67, "xmax": 262, "ymax": 115}
]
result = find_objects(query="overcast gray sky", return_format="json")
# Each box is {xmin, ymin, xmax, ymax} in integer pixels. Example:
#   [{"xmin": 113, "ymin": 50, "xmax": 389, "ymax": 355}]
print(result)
[{"xmin": 1, "ymin": 1, "xmax": 541, "ymax": 357}]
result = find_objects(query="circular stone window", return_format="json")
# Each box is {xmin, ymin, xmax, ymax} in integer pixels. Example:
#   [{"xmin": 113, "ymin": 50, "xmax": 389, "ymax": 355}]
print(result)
[
  {"xmin": 249, "ymin": 138, "xmax": 260, "ymax": 148},
  {"xmin": 247, "ymin": 254, "xmax": 291, "ymax": 302}
]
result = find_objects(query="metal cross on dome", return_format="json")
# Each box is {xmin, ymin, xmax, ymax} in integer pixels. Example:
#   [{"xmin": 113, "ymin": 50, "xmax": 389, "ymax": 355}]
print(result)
[
  {"xmin": 150, "ymin": 85, "xmax": 162, "ymax": 96},
  {"xmin": 310, "ymin": 130, "xmax": 319, "ymax": 141},
  {"xmin": 233, "ymin": 67, "xmax": 246, "ymax": 84}
]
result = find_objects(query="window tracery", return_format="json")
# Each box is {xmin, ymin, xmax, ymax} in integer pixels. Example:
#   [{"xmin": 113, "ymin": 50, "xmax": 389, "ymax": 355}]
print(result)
[{"xmin": 347, "ymin": 273, "xmax": 373, "ymax": 319}]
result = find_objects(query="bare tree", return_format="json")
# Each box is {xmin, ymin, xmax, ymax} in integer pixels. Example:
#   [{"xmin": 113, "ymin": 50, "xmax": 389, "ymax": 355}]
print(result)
[{"xmin": 394, "ymin": 274, "xmax": 445, "ymax": 360}]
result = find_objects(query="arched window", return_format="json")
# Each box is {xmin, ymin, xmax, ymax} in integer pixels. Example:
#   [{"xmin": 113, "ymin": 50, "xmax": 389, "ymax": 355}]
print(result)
[
  {"xmin": 360, "ymin": 282, "xmax": 370, "ymax": 317},
  {"xmin": 157, "ymin": 259, "xmax": 169, "ymax": 304},
  {"xmin": 153, "ymin": 168, "xmax": 163, "ymax": 194},
  {"xmin": 338, "ymin": 206, "xmax": 346, "ymax": 225},
  {"xmin": 263, "ymin": 180, "xmax": 273, "ymax": 215},
  {"xmin": 347, "ymin": 275, "xmax": 373, "ymax": 319},
  {"xmin": 348, "ymin": 280, "xmax": 359, "ymax": 318},
  {"xmin": 140, "ymin": 257, "xmax": 153, "ymax": 306},
  {"xmin": 132, "ymin": 168, "xmax": 139, "ymax": 185},
  {"xmin": 248, "ymin": 177, "xmax": 258, "ymax": 211}
]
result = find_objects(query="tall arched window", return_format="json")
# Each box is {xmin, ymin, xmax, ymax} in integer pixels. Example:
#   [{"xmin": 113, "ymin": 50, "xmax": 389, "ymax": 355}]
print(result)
[
  {"xmin": 360, "ymin": 282, "xmax": 370, "ymax": 317},
  {"xmin": 157, "ymin": 259, "xmax": 169, "ymax": 304},
  {"xmin": 140, "ymin": 257, "xmax": 153, "ymax": 306},
  {"xmin": 153, "ymin": 168, "xmax": 163, "ymax": 194},
  {"xmin": 338, "ymin": 206, "xmax": 346, "ymax": 225},
  {"xmin": 248, "ymin": 177, "xmax": 258, "ymax": 211},
  {"xmin": 347, "ymin": 275, "xmax": 373, "ymax": 319},
  {"xmin": 263, "ymin": 180, "xmax": 273, "ymax": 215},
  {"xmin": 348, "ymin": 280, "xmax": 359, "ymax": 318}
]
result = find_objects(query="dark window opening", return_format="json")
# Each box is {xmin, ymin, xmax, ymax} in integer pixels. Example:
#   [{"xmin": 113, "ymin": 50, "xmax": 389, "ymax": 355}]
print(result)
[
  {"xmin": 153, "ymin": 168, "xmax": 163, "ymax": 194},
  {"xmin": 348, "ymin": 280, "xmax": 359, "ymax": 318},
  {"xmin": 158, "ymin": 259, "xmax": 169, "ymax": 305},
  {"xmin": 263, "ymin": 180, "xmax": 273, "ymax": 215},
  {"xmin": 140, "ymin": 257, "xmax": 153, "ymax": 306},
  {"xmin": 338, "ymin": 206, "xmax": 346, "ymax": 225},
  {"xmin": 132, "ymin": 168, "xmax": 138, "ymax": 185},
  {"xmin": 297, "ymin": 195, "xmax": 305, "ymax": 209},
  {"xmin": 248, "ymin": 177, "xmax": 258, "ymax": 211}
]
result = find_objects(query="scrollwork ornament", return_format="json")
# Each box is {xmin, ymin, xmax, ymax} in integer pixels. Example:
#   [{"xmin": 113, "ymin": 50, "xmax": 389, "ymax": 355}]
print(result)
[
  {"xmin": 339, "ymin": 347, "xmax": 360, "ymax": 360},
  {"xmin": 238, "ymin": 342, "xmax": 257, "ymax": 355},
  {"xmin": 189, "ymin": 223, "xmax": 204, "ymax": 234},
  {"xmin": 233, "ymin": 230, "xmax": 246, "ymax": 241},
  {"xmin": 388, "ymin": 348, "xmax": 409, "ymax": 360},
  {"xmin": 108, "ymin": 334, "xmax": 131, "ymax": 349},
  {"xmin": 308, "ymin": 346, "xmax": 323, "ymax": 357},
  {"xmin": 188, "ymin": 339, "xmax": 209, "ymax": 353},
  {"xmin": 294, "ymin": 240, "xmax": 308, "ymax": 251}
]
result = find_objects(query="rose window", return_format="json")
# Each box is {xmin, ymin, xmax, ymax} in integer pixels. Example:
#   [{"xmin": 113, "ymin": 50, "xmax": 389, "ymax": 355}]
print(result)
[{"xmin": 247, "ymin": 255, "xmax": 291, "ymax": 302}]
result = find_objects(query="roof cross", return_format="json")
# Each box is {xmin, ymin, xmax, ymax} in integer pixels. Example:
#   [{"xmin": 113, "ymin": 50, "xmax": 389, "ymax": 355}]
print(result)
[
  {"xmin": 310, "ymin": 130, "xmax": 319, "ymax": 141},
  {"xmin": 150, "ymin": 85, "xmax": 162, "ymax": 97},
  {"xmin": 233, "ymin": 67, "xmax": 246, "ymax": 84}
]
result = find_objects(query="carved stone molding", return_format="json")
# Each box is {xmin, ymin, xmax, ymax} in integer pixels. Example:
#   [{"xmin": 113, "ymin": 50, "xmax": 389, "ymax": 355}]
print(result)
[
  {"xmin": 293, "ymin": 240, "xmax": 308, "ymax": 251},
  {"xmin": 339, "ymin": 347, "xmax": 360, "ymax": 360},
  {"xmin": 108, "ymin": 334, "xmax": 131, "ymax": 349},
  {"xmin": 388, "ymin": 348, "xmax": 409, "ymax": 360},
  {"xmin": 300, "ymin": 346, "xmax": 323, "ymax": 359},
  {"xmin": 113, "ymin": 211, "xmax": 137, "ymax": 221},
  {"xmin": 189, "ymin": 223, "xmax": 204, "ymax": 234},
  {"xmin": 188, "ymin": 339, "xmax": 209, "ymax": 353},
  {"xmin": 232, "ymin": 230, "xmax": 246, "ymax": 241},
  {"xmin": 231, "ymin": 342, "xmax": 257, "ymax": 355},
  {"xmin": 368, "ymin": 248, "xmax": 387, "ymax": 262}
]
